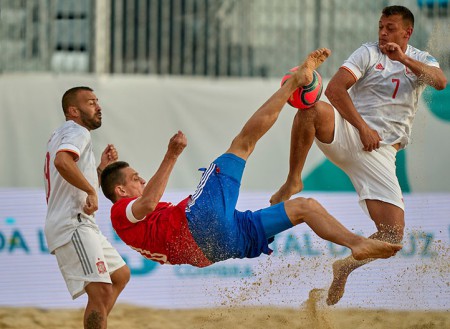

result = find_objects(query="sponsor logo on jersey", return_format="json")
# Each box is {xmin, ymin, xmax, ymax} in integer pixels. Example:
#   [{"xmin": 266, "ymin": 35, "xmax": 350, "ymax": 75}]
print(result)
[{"xmin": 375, "ymin": 63, "xmax": 384, "ymax": 70}]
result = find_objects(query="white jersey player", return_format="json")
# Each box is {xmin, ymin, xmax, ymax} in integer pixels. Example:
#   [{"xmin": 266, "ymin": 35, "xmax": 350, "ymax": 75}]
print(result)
[
  {"xmin": 45, "ymin": 120, "xmax": 99, "ymax": 252},
  {"xmin": 342, "ymin": 41, "xmax": 440, "ymax": 148},
  {"xmin": 44, "ymin": 86, "xmax": 130, "ymax": 329},
  {"xmin": 270, "ymin": 5, "xmax": 447, "ymax": 306}
]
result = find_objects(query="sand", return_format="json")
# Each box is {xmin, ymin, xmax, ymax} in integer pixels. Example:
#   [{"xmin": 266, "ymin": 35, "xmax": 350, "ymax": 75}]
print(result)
[{"xmin": 1, "ymin": 302, "xmax": 449, "ymax": 329}]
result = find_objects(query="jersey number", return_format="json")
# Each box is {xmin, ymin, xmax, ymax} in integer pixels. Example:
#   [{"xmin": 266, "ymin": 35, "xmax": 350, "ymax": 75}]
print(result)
[
  {"xmin": 44, "ymin": 152, "xmax": 51, "ymax": 203},
  {"xmin": 391, "ymin": 78, "xmax": 400, "ymax": 99}
]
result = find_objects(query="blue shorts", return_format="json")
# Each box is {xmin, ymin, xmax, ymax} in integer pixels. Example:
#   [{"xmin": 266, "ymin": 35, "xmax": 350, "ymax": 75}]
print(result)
[{"xmin": 185, "ymin": 153, "xmax": 293, "ymax": 263}]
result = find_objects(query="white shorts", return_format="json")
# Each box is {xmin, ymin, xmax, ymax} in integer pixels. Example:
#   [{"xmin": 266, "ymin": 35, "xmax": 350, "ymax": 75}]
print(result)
[
  {"xmin": 54, "ymin": 225, "xmax": 126, "ymax": 299},
  {"xmin": 315, "ymin": 108, "xmax": 404, "ymax": 216}
]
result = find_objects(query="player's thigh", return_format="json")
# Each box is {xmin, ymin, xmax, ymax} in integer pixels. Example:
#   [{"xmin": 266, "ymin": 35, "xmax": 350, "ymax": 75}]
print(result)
[
  {"xmin": 365, "ymin": 199, "xmax": 405, "ymax": 231},
  {"xmin": 314, "ymin": 101, "xmax": 335, "ymax": 144}
]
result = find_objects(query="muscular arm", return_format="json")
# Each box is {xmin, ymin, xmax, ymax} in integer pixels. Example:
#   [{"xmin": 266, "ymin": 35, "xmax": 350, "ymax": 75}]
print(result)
[
  {"xmin": 325, "ymin": 68, "xmax": 382, "ymax": 151},
  {"xmin": 403, "ymin": 57, "xmax": 447, "ymax": 90},
  {"xmin": 54, "ymin": 151, "xmax": 98, "ymax": 214},
  {"xmin": 381, "ymin": 42, "xmax": 447, "ymax": 90},
  {"xmin": 131, "ymin": 131, "xmax": 187, "ymax": 219}
]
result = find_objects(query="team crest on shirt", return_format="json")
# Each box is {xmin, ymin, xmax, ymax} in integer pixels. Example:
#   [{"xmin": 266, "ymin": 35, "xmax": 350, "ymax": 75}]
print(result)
[{"xmin": 96, "ymin": 258, "xmax": 107, "ymax": 274}]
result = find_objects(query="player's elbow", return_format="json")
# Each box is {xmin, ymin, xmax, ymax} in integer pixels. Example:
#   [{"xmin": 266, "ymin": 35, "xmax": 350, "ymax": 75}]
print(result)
[
  {"xmin": 324, "ymin": 86, "xmax": 333, "ymax": 100},
  {"xmin": 54, "ymin": 155, "xmax": 70, "ymax": 174},
  {"xmin": 324, "ymin": 82, "xmax": 341, "ymax": 102},
  {"xmin": 428, "ymin": 68, "xmax": 448, "ymax": 90},
  {"xmin": 434, "ymin": 76, "xmax": 447, "ymax": 90}
]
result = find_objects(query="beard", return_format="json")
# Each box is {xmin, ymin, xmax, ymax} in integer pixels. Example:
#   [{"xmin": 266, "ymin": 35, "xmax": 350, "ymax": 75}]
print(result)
[{"xmin": 80, "ymin": 112, "xmax": 102, "ymax": 130}]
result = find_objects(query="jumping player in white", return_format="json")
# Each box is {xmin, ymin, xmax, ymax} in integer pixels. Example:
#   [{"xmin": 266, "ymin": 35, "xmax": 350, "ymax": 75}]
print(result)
[
  {"xmin": 270, "ymin": 5, "xmax": 447, "ymax": 305},
  {"xmin": 44, "ymin": 86, "xmax": 130, "ymax": 329}
]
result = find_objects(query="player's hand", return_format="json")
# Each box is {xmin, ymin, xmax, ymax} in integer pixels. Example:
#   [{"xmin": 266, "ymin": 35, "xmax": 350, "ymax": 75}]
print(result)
[
  {"xmin": 379, "ymin": 42, "xmax": 405, "ymax": 62},
  {"xmin": 83, "ymin": 192, "xmax": 99, "ymax": 215},
  {"xmin": 168, "ymin": 131, "xmax": 187, "ymax": 158},
  {"xmin": 359, "ymin": 126, "xmax": 382, "ymax": 152},
  {"xmin": 99, "ymin": 144, "xmax": 118, "ymax": 169}
]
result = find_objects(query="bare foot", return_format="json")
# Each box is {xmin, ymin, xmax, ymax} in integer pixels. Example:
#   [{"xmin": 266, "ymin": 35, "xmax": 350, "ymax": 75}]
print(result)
[
  {"xmin": 326, "ymin": 259, "xmax": 350, "ymax": 305},
  {"xmin": 327, "ymin": 240, "xmax": 402, "ymax": 306},
  {"xmin": 292, "ymin": 48, "xmax": 331, "ymax": 87},
  {"xmin": 351, "ymin": 238, "xmax": 402, "ymax": 261},
  {"xmin": 269, "ymin": 181, "xmax": 303, "ymax": 205}
]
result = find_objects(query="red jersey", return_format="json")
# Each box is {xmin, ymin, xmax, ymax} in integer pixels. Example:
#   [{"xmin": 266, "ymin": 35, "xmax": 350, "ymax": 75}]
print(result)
[{"xmin": 110, "ymin": 197, "xmax": 212, "ymax": 268}]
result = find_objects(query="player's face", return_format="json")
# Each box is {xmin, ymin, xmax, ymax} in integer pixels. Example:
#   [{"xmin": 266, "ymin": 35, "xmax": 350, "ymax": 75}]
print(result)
[
  {"xmin": 378, "ymin": 14, "xmax": 412, "ymax": 49},
  {"xmin": 75, "ymin": 90, "xmax": 102, "ymax": 130},
  {"xmin": 121, "ymin": 167, "xmax": 146, "ymax": 198}
]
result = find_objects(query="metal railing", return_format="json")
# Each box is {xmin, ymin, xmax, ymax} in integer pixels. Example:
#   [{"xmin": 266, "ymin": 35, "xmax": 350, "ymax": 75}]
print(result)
[{"xmin": 0, "ymin": 0, "xmax": 448, "ymax": 77}]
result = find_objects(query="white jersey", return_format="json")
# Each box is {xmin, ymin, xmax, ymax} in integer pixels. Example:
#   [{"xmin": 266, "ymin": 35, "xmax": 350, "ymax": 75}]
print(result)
[
  {"xmin": 342, "ymin": 42, "xmax": 440, "ymax": 148},
  {"xmin": 44, "ymin": 120, "xmax": 99, "ymax": 253}
]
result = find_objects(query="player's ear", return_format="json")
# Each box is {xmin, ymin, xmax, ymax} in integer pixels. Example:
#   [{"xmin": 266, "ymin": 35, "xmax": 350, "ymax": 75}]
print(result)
[
  {"xmin": 67, "ymin": 105, "xmax": 79, "ymax": 118},
  {"xmin": 115, "ymin": 185, "xmax": 127, "ymax": 198},
  {"xmin": 405, "ymin": 26, "xmax": 413, "ymax": 39}
]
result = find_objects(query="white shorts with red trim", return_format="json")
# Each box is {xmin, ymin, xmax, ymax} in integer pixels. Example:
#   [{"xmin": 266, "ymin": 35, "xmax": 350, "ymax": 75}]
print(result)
[
  {"xmin": 315, "ymin": 108, "xmax": 404, "ymax": 216},
  {"xmin": 54, "ymin": 225, "xmax": 126, "ymax": 299}
]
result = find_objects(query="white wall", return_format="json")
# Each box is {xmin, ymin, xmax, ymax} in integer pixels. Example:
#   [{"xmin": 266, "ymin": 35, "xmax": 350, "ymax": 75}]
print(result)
[
  {"xmin": 1, "ymin": 73, "xmax": 449, "ymax": 191},
  {"xmin": 0, "ymin": 73, "xmax": 314, "ymax": 190}
]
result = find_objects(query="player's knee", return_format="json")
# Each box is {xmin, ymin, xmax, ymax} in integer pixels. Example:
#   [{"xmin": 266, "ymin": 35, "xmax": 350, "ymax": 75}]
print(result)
[
  {"xmin": 86, "ymin": 282, "xmax": 114, "ymax": 305},
  {"xmin": 97, "ymin": 284, "xmax": 114, "ymax": 301},
  {"xmin": 112, "ymin": 265, "xmax": 130, "ymax": 292},
  {"xmin": 299, "ymin": 104, "xmax": 318, "ymax": 117},
  {"xmin": 287, "ymin": 197, "xmax": 322, "ymax": 223},
  {"xmin": 302, "ymin": 197, "xmax": 323, "ymax": 214},
  {"xmin": 292, "ymin": 196, "xmax": 320, "ymax": 206},
  {"xmin": 315, "ymin": 100, "xmax": 333, "ymax": 116}
]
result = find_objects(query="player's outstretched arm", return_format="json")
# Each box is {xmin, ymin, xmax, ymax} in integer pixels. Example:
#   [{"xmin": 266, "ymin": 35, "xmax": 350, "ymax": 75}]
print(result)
[{"xmin": 132, "ymin": 131, "xmax": 187, "ymax": 219}]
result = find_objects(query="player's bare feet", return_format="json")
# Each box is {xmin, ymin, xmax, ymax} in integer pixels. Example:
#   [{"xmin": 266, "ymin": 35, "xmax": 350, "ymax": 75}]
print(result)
[
  {"xmin": 326, "ymin": 259, "xmax": 350, "ymax": 305},
  {"xmin": 269, "ymin": 181, "xmax": 303, "ymax": 205},
  {"xmin": 326, "ymin": 240, "xmax": 401, "ymax": 305},
  {"xmin": 292, "ymin": 48, "xmax": 331, "ymax": 87},
  {"xmin": 351, "ymin": 238, "xmax": 402, "ymax": 261}
]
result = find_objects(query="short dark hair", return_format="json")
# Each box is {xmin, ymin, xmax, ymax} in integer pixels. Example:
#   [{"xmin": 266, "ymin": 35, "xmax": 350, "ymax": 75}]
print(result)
[
  {"xmin": 382, "ymin": 5, "xmax": 414, "ymax": 28},
  {"xmin": 61, "ymin": 86, "xmax": 93, "ymax": 114},
  {"xmin": 101, "ymin": 161, "xmax": 130, "ymax": 203}
]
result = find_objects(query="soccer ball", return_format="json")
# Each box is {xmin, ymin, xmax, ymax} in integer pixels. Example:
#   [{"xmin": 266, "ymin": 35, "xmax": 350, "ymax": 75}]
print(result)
[{"xmin": 281, "ymin": 67, "xmax": 323, "ymax": 110}]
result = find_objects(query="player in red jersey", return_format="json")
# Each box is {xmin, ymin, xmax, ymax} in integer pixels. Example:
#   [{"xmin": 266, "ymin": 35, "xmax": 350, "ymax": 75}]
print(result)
[{"xmin": 100, "ymin": 48, "xmax": 402, "ymax": 268}]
